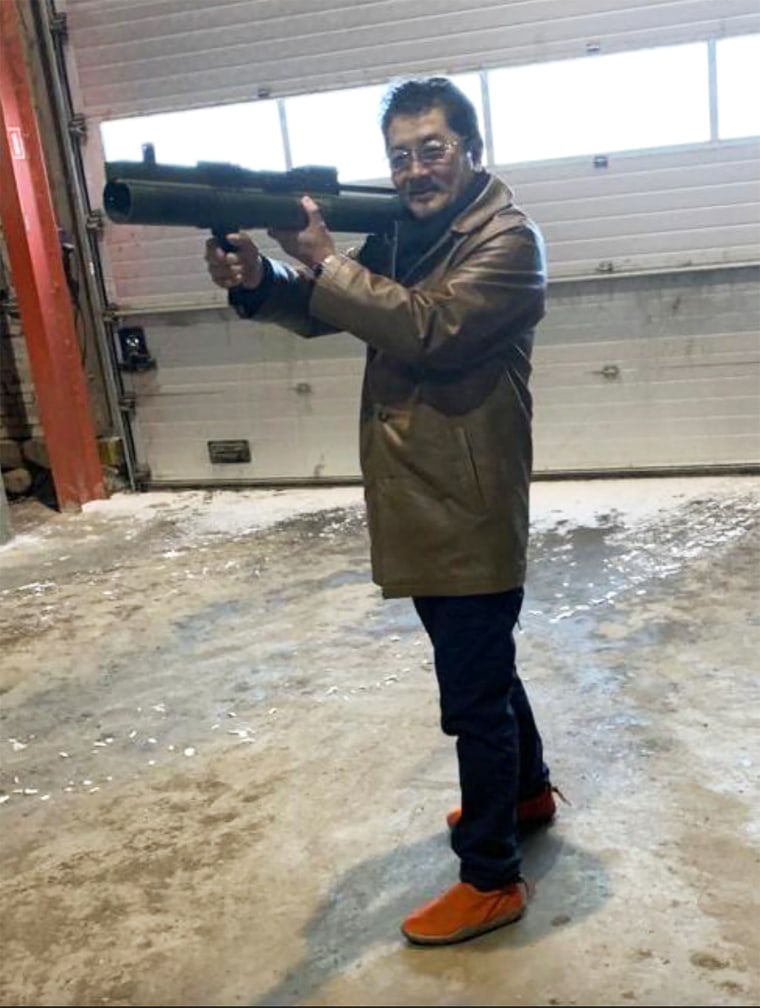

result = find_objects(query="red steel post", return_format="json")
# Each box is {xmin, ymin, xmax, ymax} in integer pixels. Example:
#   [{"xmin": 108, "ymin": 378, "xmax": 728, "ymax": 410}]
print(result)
[{"xmin": 0, "ymin": 0, "xmax": 105, "ymax": 510}]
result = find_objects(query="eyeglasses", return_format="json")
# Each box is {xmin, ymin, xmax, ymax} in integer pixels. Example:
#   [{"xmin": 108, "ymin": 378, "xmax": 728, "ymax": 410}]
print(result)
[{"xmin": 387, "ymin": 138, "xmax": 460, "ymax": 174}]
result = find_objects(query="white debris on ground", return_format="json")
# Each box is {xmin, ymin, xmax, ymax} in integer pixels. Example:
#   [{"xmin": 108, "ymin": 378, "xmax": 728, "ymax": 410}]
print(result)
[
  {"xmin": 1, "ymin": 474, "xmax": 754, "ymax": 559},
  {"xmin": 0, "ymin": 474, "xmax": 758, "ymax": 810}
]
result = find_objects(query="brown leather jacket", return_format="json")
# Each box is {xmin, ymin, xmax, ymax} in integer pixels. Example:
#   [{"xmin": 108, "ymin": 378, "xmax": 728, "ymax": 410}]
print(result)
[{"xmin": 236, "ymin": 175, "xmax": 547, "ymax": 597}]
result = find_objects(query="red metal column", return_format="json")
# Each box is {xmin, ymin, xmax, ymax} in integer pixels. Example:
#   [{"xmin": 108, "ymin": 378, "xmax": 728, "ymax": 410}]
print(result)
[{"xmin": 0, "ymin": 0, "xmax": 105, "ymax": 510}]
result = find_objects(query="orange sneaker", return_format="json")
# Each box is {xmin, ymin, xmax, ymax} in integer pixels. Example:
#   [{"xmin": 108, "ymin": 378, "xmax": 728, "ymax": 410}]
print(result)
[
  {"xmin": 446, "ymin": 783, "xmax": 563, "ymax": 832},
  {"xmin": 401, "ymin": 879, "xmax": 530, "ymax": 945}
]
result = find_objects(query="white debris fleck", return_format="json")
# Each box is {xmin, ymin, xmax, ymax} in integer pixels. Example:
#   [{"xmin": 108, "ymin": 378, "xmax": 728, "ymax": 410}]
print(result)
[
  {"xmin": 147, "ymin": 738, "xmax": 157, "ymax": 745},
  {"xmin": 390, "ymin": 634, "xmax": 401, "ymax": 642},
  {"xmin": 0, "ymin": 795, "xmax": 9, "ymax": 805},
  {"xmin": 152, "ymin": 703, "xmax": 166, "ymax": 713},
  {"xmin": 227, "ymin": 711, "xmax": 237, "ymax": 718},
  {"xmin": 268, "ymin": 708, "xmax": 278, "ymax": 716},
  {"xmin": 93, "ymin": 741, "xmax": 107, "ymax": 748},
  {"xmin": 10, "ymin": 740, "xmax": 27, "ymax": 752},
  {"xmin": 23, "ymin": 788, "xmax": 39, "ymax": 796},
  {"xmin": 210, "ymin": 723, "xmax": 220, "ymax": 731},
  {"xmin": 147, "ymin": 759, "xmax": 156, "ymax": 766},
  {"xmin": 82, "ymin": 779, "xmax": 93, "ymax": 786},
  {"xmin": 89, "ymin": 786, "xmax": 100, "ymax": 793},
  {"xmin": 128, "ymin": 730, "xmax": 137, "ymax": 739},
  {"xmin": 550, "ymin": 610, "xmax": 573, "ymax": 623},
  {"xmin": 58, "ymin": 752, "xmax": 69, "ymax": 758},
  {"xmin": 325, "ymin": 686, "xmax": 339, "ymax": 695},
  {"xmin": 183, "ymin": 747, "xmax": 196, "ymax": 757},
  {"xmin": 384, "ymin": 674, "xmax": 399, "ymax": 683},
  {"xmin": 167, "ymin": 745, "xmax": 175, "ymax": 752},
  {"xmin": 39, "ymin": 794, "xmax": 51, "ymax": 801}
]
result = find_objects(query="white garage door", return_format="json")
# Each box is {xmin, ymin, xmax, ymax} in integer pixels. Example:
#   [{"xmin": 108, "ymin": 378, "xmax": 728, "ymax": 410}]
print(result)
[{"xmin": 59, "ymin": 0, "xmax": 760, "ymax": 484}]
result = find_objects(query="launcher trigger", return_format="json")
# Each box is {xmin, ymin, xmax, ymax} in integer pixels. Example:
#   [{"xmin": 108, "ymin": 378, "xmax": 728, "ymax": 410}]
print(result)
[{"xmin": 212, "ymin": 227, "xmax": 238, "ymax": 253}]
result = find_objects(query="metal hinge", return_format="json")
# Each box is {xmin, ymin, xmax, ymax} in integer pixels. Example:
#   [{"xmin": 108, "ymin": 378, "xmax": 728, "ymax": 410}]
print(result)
[
  {"xmin": 68, "ymin": 114, "xmax": 87, "ymax": 141},
  {"xmin": 50, "ymin": 12, "xmax": 68, "ymax": 40},
  {"xmin": 592, "ymin": 364, "xmax": 621, "ymax": 380},
  {"xmin": 102, "ymin": 301, "xmax": 120, "ymax": 325},
  {"xmin": 134, "ymin": 465, "xmax": 152, "ymax": 487},
  {"xmin": 85, "ymin": 210, "xmax": 104, "ymax": 235}
]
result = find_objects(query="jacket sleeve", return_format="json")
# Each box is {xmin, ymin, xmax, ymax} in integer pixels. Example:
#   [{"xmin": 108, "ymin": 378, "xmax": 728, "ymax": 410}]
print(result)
[
  {"xmin": 229, "ymin": 256, "xmax": 339, "ymax": 338},
  {"xmin": 309, "ymin": 221, "xmax": 546, "ymax": 371}
]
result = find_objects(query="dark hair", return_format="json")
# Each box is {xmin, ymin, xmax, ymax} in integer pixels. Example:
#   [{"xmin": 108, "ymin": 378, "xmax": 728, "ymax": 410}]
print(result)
[{"xmin": 380, "ymin": 76, "xmax": 484, "ymax": 165}]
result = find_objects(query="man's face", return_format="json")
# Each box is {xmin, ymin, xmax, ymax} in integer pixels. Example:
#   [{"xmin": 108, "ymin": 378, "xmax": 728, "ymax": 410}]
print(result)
[{"xmin": 385, "ymin": 107, "xmax": 476, "ymax": 220}]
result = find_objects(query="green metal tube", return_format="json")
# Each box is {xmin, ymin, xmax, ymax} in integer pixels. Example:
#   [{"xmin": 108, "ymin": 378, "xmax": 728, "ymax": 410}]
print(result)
[{"xmin": 104, "ymin": 179, "xmax": 403, "ymax": 235}]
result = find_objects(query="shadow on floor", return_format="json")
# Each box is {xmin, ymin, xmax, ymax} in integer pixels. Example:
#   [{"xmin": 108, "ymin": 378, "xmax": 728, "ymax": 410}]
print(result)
[{"xmin": 249, "ymin": 825, "xmax": 607, "ymax": 1006}]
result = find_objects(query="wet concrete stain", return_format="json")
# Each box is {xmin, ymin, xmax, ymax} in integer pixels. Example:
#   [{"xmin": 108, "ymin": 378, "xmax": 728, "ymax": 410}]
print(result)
[{"xmin": 0, "ymin": 481, "xmax": 758, "ymax": 1006}]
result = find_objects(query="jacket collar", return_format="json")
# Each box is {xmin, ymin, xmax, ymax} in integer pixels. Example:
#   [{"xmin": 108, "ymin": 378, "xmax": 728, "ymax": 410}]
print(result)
[
  {"xmin": 395, "ymin": 173, "xmax": 513, "ymax": 284},
  {"xmin": 450, "ymin": 174, "xmax": 514, "ymax": 234}
]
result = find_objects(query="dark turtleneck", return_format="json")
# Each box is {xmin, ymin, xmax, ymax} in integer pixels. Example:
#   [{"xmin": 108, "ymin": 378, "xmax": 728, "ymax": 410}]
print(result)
[{"xmin": 391, "ymin": 170, "xmax": 489, "ymax": 282}]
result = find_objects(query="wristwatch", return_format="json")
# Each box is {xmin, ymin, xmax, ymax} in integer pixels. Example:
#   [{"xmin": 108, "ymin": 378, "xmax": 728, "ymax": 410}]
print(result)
[{"xmin": 312, "ymin": 253, "xmax": 338, "ymax": 278}]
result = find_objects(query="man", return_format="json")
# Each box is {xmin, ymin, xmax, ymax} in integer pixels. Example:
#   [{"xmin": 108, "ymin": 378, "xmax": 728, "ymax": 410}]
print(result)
[{"xmin": 206, "ymin": 77, "xmax": 556, "ymax": 945}]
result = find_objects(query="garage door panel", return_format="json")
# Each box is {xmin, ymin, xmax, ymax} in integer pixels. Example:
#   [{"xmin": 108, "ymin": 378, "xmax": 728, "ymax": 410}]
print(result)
[
  {"xmin": 67, "ymin": 0, "xmax": 760, "ymax": 118},
  {"xmin": 120, "ymin": 266, "xmax": 759, "ymax": 484},
  {"xmin": 123, "ymin": 310, "xmax": 363, "ymax": 482},
  {"xmin": 530, "ymin": 268, "xmax": 760, "ymax": 473},
  {"xmin": 537, "ymin": 434, "xmax": 759, "ymax": 471}
]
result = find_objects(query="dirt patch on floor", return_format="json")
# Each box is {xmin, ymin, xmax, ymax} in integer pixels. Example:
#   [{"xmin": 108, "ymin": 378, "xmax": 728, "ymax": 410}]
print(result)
[{"xmin": 1, "ymin": 478, "xmax": 758, "ymax": 1006}]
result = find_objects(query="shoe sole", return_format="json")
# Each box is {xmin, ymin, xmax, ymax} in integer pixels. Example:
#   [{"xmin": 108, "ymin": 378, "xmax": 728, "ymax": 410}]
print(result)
[{"xmin": 401, "ymin": 906, "xmax": 525, "ymax": 946}]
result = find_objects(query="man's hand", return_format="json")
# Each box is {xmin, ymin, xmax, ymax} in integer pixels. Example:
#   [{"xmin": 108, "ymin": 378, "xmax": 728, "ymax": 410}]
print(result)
[
  {"xmin": 268, "ymin": 195, "xmax": 336, "ymax": 269},
  {"xmin": 205, "ymin": 233, "xmax": 264, "ymax": 290}
]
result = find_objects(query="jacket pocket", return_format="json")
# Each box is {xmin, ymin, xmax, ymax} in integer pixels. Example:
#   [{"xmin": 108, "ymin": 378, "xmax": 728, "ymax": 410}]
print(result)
[{"xmin": 454, "ymin": 427, "xmax": 486, "ymax": 513}]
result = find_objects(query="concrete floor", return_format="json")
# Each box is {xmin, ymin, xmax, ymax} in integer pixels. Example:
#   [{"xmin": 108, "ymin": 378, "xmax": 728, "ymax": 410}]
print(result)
[{"xmin": 0, "ymin": 475, "xmax": 758, "ymax": 1007}]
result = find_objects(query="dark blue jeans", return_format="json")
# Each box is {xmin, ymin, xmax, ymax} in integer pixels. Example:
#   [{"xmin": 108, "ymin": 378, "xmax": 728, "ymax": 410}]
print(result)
[{"xmin": 413, "ymin": 589, "xmax": 549, "ymax": 891}]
